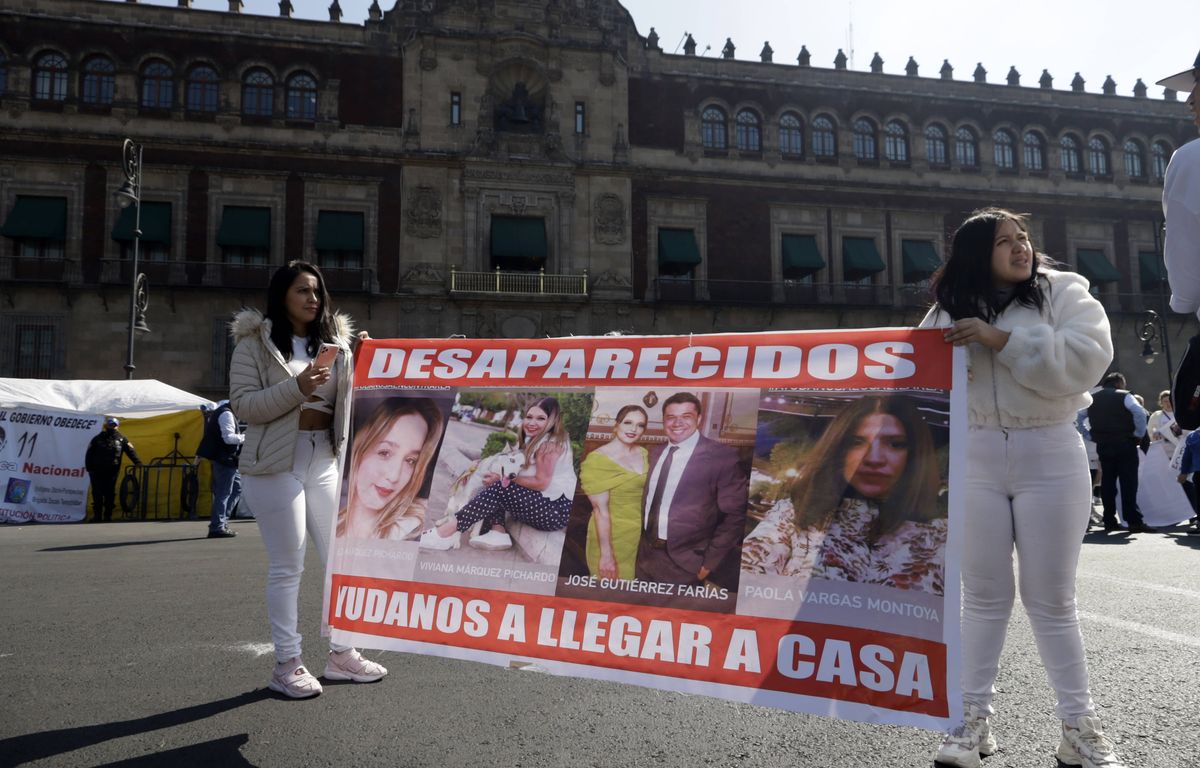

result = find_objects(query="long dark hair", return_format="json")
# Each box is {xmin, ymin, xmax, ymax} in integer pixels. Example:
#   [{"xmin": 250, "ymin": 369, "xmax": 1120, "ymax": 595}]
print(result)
[
  {"xmin": 265, "ymin": 260, "xmax": 336, "ymax": 360},
  {"xmin": 931, "ymin": 208, "xmax": 1047, "ymax": 321}
]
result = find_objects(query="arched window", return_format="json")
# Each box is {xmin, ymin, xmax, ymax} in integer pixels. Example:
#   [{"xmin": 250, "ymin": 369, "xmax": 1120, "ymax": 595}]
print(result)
[
  {"xmin": 1023, "ymin": 131, "xmax": 1046, "ymax": 171},
  {"xmin": 81, "ymin": 56, "xmax": 115, "ymax": 106},
  {"xmin": 1087, "ymin": 137, "xmax": 1110, "ymax": 176},
  {"xmin": 779, "ymin": 112, "xmax": 803, "ymax": 156},
  {"xmin": 701, "ymin": 105, "xmax": 727, "ymax": 149},
  {"xmin": 735, "ymin": 109, "xmax": 761, "ymax": 151},
  {"xmin": 884, "ymin": 120, "xmax": 908, "ymax": 162},
  {"xmin": 186, "ymin": 65, "xmax": 219, "ymax": 113},
  {"xmin": 242, "ymin": 69, "xmax": 274, "ymax": 117},
  {"xmin": 140, "ymin": 60, "xmax": 174, "ymax": 109},
  {"xmin": 993, "ymin": 129, "xmax": 1016, "ymax": 170},
  {"xmin": 1123, "ymin": 140, "xmax": 1145, "ymax": 179},
  {"xmin": 925, "ymin": 124, "xmax": 948, "ymax": 165},
  {"xmin": 1060, "ymin": 135, "xmax": 1082, "ymax": 174},
  {"xmin": 812, "ymin": 115, "xmax": 836, "ymax": 158},
  {"xmin": 853, "ymin": 117, "xmax": 877, "ymax": 160},
  {"xmin": 1152, "ymin": 141, "xmax": 1171, "ymax": 181},
  {"xmin": 33, "ymin": 51, "xmax": 69, "ymax": 102},
  {"xmin": 955, "ymin": 126, "xmax": 978, "ymax": 168},
  {"xmin": 286, "ymin": 72, "xmax": 317, "ymax": 121}
]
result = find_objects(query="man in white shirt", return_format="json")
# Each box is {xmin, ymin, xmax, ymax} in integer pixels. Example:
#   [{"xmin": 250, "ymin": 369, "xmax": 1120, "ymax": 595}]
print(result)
[{"xmin": 1160, "ymin": 50, "xmax": 1200, "ymax": 318}]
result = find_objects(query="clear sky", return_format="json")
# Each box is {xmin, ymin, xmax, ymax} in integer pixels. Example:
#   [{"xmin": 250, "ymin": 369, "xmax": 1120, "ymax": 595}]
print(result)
[{"xmin": 128, "ymin": 0, "xmax": 1196, "ymax": 102}]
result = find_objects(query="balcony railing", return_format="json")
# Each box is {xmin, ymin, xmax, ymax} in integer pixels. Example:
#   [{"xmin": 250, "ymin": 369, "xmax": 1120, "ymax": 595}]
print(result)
[
  {"xmin": 449, "ymin": 266, "xmax": 588, "ymax": 296},
  {"xmin": 87, "ymin": 259, "xmax": 375, "ymax": 292},
  {"xmin": 653, "ymin": 278, "xmax": 934, "ymax": 308}
]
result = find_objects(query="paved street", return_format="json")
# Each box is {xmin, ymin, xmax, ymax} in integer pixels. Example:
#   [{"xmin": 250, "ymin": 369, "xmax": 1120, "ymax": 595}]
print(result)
[{"xmin": 1, "ymin": 520, "xmax": 1198, "ymax": 768}]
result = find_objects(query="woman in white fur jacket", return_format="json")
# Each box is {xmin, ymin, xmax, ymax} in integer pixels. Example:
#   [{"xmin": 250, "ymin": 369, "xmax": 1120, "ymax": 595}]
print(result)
[
  {"xmin": 921, "ymin": 209, "xmax": 1125, "ymax": 768},
  {"xmin": 229, "ymin": 260, "xmax": 386, "ymax": 699}
]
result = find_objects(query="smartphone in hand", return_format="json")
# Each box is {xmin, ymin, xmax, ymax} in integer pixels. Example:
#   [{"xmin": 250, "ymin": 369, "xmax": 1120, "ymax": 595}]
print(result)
[{"xmin": 313, "ymin": 343, "xmax": 338, "ymax": 368}]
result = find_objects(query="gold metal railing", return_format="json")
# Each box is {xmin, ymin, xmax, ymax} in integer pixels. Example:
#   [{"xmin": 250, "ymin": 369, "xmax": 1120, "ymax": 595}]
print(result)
[{"xmin": 449, "ymin": 266, "xmax": 588, "ymax": 296}]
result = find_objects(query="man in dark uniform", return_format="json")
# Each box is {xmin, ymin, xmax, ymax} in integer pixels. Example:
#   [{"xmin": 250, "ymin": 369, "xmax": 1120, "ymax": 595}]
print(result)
[
  {"xmin": 1086, "ymin": 372, "xmax": 1156, "ymax": 533},
  {"xmin": 84, "ymin": 417, "xmax": 142, "ymax": 522}
]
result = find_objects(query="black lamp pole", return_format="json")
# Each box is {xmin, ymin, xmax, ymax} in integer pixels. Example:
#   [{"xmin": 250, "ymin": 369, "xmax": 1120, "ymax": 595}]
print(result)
[{"xmin": 115, "ymin": 139, "xmax": 149, "ymax": 380}]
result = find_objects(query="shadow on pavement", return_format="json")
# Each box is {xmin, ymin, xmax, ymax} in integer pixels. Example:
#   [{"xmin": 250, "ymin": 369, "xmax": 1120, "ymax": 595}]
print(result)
[
  {"xmin": 1082, "ymin": 530, "xmax": 1134, "ymax": 545},
  {"xmin": 95, "ymin": 734, "xmax": 254, "ymax": 767},
  {"xmin": 40, "ymin": 538, "xmax": 207, "ymax": 552},
  {"xmin": 0, "ymin": 690, "xmax": 269, "ymax": 767}
]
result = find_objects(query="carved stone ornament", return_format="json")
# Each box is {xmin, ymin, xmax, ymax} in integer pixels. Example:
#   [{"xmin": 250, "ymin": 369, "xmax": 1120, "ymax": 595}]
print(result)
[
  {"xmin": 591, "ymin": 268, "xmax": 632, "ymax": 289},
  {"xmin": 401, "ymin": 262, "xmax": 444, "ymax": 284},
  {"xmin": 593, "ymin": 193, "xmax": 625, "ymax": 245},
  {"xmin": 406, "ymin": 185, "xmax": 443, "ymax": 238}
]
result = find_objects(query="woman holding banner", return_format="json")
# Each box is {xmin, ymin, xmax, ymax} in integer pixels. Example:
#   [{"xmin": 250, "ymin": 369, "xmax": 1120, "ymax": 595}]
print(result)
[
  {"xmin": 740, "ymin": 394, "xmax": 945, "ymax": 592},
  {"xmin": 336, "ymin": 397, "xmax": 444, "ymax": 541},
  {"xmin": 581, "ymin": 404, "xmax": 649, "ymax": 579},
  {"xmin": 922, "ymin": 209, "xmax": 1123, "ymax": 768},
  {"xmin": 230, "ymin": 260, "xmax": 387, "ymax": 699},
  {"xmin": 420, "ymin": 396, "xmax": 577, "ymax": 551}
]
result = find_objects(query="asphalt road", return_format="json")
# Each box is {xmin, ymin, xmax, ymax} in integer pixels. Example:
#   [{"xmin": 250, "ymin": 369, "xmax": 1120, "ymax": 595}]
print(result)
[{"xmin": 2, "ymin": 520, "xmax": 1198, "ymax": 768}]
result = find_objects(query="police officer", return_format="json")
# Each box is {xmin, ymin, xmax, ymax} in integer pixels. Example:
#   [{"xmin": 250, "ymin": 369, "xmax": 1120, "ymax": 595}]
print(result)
[
  {"xmin": 196, "ymin": 400, "xmax": 244, "ymax": 538},
  {"xmin": 84, "ymin": 417, "xmax": 142, "ymax": 522}
]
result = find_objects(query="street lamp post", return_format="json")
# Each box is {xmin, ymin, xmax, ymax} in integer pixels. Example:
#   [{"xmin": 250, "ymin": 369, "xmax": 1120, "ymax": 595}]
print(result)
[
  {"xmin": 1137, "ymin": 220, "xmax": 1174, "ymax": 390},
  {"xmin": 114, "ymin": 139, "xmax": 150, "ymax": 379}
]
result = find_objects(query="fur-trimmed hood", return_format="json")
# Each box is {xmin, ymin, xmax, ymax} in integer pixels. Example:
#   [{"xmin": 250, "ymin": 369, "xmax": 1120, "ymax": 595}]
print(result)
[{"xmin": 229, "ymin": 308, "xmax": 355, "ymax": 348}]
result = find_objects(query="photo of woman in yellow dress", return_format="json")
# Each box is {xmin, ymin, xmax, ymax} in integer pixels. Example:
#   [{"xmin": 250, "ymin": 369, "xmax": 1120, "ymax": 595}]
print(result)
[{"xmin": 580, "ymin": 404, "xmax": 648, "ymax": 580}]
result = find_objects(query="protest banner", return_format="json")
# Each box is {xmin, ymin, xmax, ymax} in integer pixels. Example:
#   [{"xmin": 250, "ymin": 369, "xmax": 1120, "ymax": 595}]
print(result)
[
  {"xmin": 324, "ymin": 329, "xmax": 964, "ymax": 730},
  {"xmin": 0, "ymin": 408, "xmax": 97, "ymax": 523}
]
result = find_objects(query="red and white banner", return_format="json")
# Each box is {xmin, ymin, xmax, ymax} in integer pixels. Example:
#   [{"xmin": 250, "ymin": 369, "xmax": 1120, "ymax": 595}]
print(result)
[
  {"xmin": 0, "ymin": 408, "xmax": 96, "ymax": 523},
  {"xmin": 325, "ymin": 328, "xmax": 965, "ymax": 730}
]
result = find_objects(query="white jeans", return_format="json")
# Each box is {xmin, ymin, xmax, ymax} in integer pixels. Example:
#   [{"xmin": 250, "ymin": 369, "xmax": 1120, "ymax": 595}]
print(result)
[
  {"xmin": 961, "ymin": 422, "xmax": 1096, "ymax": 720},
  {"xmin": 242, "ymin": 431, "xmax": 350, "ymax": 663}
]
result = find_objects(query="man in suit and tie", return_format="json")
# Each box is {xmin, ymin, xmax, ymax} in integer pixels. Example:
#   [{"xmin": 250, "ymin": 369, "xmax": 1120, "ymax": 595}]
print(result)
[{"xmin": 635, "ymin": 392, "xmax": 749, "ymax": 587}]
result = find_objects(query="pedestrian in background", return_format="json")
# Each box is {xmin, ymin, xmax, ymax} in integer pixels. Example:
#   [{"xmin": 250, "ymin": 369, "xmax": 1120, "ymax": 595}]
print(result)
[
  {"xmin": 1159, "ymin": 49, "xmax": 1200, "ymax": 319},
  {"xmin": 196, "ymin": 400, "xmax": 243, "ymax": 539},
  {"xmin": 84, "ymin": 417, "xmax": 142, "ymax": 523},
  {"xmin": 921, "ymin": 208, "xmax": 1126, "ymax": 768},
  {"xmin": 1085, "ymin": 372, "xmax": 1155, "ymax": 533},
  {"xmin": 229, "ymin": 260, "xmax": 386, "ymax": 699}
]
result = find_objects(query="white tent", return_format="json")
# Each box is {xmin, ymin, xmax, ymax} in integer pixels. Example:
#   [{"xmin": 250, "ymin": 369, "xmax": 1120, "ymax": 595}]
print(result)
[{"xmin": 0, "ymin": 378, "xmax": 214, "ymax": 418}]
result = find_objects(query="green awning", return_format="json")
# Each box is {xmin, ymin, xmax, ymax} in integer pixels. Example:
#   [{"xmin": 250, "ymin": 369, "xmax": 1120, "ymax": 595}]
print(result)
[
  {"xmin": 1139, "ymin": 250, "xmax": 1166, "ymax": 286},
  {"xmin": 112, "ymin": 201, "xmax": 172, "ymax": 244},
  {"xmin": 781, "ymin": 234, "xmax": 824, "ymax": 278},
  {"xmin": 657, "ymin": 228, "xmax": 702, "ymax": 275},
  {"xmin": 1076, "ymin": 249, "xmax": 1120, "ymax": 284},
  {"xmin": 216, "ymin": 206, "xmax": 271, "ymax": 249},
  {"xmin": 901, "ymin": 240, "xmax": 941, "ymax": 283},
  {"xmin": 491, "ymin": 216, "xmax": 547, "ymax": 262},
  {"xmin": 842, "ymin": 237, "xmax": 886, "ymax": 281},
  {"xmin": 314, "ymin": 211, "xmax": 364, "ymax": 252},
  {"xmin": 1, "ymin": 196, "xmax": 67, "ymax": 240}
]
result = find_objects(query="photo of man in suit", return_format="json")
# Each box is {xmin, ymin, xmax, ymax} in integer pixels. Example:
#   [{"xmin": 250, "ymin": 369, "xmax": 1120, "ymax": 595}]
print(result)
[{"xmin": 635, "ymin": 392, "xmax": 749, "ymax": 591}]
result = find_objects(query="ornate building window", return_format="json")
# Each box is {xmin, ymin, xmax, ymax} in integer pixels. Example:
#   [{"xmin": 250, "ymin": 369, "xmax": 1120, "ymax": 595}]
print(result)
[
  {"xmin": 285, "ymin": 72, "xmax": 317, "ymax": 120},
  {"xmin": 242, "ymin": 69, "xmax": 274, "ymax": 117},
  {"xmin": 925, "ymin": 124, "xmax": 948, "ymax": 165},
  {"xmin": 81, "ymin": 56, "xmax": 115, "ymax": 106},
  {"xmin": 1123, "ymin": 140, "xmax": 1145, "ymax": 179},
  {"xmin": 140, "ymin": 60, "xmax": 174, "ymax": 109},
  {"xmin": 812, "ymin": 115, "xmax": 836, "ymax": 158},
  {"xmin": 993, "ymin": 129, "xmax": 1016, "ymax": 170},
  {"xmin": 1087, "ymin": 137, "xmax": 1110, "ymax": 176},
  {"xmin": 450, "ymin": 91, "xmax": 462, "ymax": 126},
  {"xmin": 1152, "ymin": 141, "xmax": 1171, "ymax": 181},
  {"xmin": 779, "ymin": 112, "xmax": 803, "ymax": 156},
  {"xmin": 884, "ymin": 120, "xmax": 908, "ymax": 162},
  {"xmin": 735, "ymin": 109, "xmax": 761, "ymax": 151},
  {"xmin": 853, "ymin": 118, "xmax": 877, "ymax": 160},
  {"xmin": 955, "ymin": 126, "xmax": 978, "ymax": 168},
  {"xmin": 701, "ymin": 105, "xmax": 727, "ymax": 150},
  {"xmin": 33, "ymin": 51, "xmax": 69, "ymax": 102},
  {"xmin": 1023, "ymin": 131, "xmax": 1046, "ymax": 171},
  {"xmin": 186, "ymin": 65, "xmax": 219, "ymax": 113},
  {"xmin": 574, "ymin": 101, "xmax": 585, "ymax": 134},
  {"xmin": 1060, "ymin": 135, "xmax": 1082, "ymax": 174}
]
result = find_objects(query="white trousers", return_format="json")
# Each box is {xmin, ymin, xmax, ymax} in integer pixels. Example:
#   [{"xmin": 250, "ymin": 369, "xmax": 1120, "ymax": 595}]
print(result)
[
  {"xmin": 242, "ymin": 431, "xmax": 350, "ymax": 663},
  {"xmin": 961, "ymin": 422, "xmax": 1096, "ymax": 720}
]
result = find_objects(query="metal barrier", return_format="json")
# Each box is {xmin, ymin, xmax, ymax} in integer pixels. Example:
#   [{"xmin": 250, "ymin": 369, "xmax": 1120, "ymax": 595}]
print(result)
[
  {"xmin": 118, "ymin": 432, "xmax": 200, "ymax": 520},
  {"xmin": 449, "ymin": 266, "xmax": 588, "ymax": 296}
]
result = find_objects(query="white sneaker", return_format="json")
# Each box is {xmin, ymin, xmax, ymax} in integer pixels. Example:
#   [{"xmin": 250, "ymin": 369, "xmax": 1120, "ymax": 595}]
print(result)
[
  {"xmin": 324, "ymin": 648, "xmax": 388, "ymax": 683},
  {"xmin": 268, "ymin": 657, "xmax": 322, "ymax": 699},
  {"xmin": 469, "ymin": 529, "xmax": 513, "ymax": 550},
  {"xmin": 418, "ymin": 526, "xmax": 460, "ymax": 550},
  {"xmin": 935, "ymin": 704, "xmax": 997, "ymax": 768},
  {"xmin": 1057, "ymin": 715, "xmax": 1125, "ymax": 768}
]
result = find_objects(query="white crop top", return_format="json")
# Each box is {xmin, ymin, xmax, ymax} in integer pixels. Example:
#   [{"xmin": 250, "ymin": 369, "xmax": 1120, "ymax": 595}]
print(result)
[
  {"xmin": 288, "ymin": 336, "xmax": 337, "ymax": 414},
  {"xmin": 518, "ymin": 442, "xmax": 578, "ymax": 500}
]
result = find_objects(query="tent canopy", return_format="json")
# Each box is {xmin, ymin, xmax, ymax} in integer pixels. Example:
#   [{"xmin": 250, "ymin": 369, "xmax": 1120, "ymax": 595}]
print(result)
[{"xmin": 0, "ymin": 379, "xmax": 214, "ymax": 419}]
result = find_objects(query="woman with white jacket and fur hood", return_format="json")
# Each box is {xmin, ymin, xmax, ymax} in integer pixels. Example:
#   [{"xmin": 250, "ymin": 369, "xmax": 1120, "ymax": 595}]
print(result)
[
  {"xmin": 229, "ymin": 260, "xmax": 386, "ymax": 699},
  {"xmin": 921, "ymin": 209, "xmax": 1126, "ymax": 768}
]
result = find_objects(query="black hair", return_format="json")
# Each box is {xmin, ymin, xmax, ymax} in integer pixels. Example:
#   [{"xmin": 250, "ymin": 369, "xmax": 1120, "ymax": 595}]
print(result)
[
  {"xmin": 931, "ymin": 207, "xmax": 1047, "ymax": 322},
  {"xmin": 264, "ymin": 260, "xmax": 336, "ymax": 360},
  {"xmin": 1101, "ymin": 372, "xmax": 1126, "ymax": 388},
  {"xmin": 662, "ymin": 391, "xmax": 702, "ymax": 417}
]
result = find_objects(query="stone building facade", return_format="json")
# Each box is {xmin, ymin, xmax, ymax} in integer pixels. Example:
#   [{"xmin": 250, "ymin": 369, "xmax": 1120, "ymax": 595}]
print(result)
[{"xmin": 0, "ymin": 0, "xmax": 1194, "ymax": 399}]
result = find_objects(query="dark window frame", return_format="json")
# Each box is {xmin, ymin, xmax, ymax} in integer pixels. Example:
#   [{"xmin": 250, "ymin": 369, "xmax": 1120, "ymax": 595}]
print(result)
[
  {"xmin": 1087, "ymin": 137, "xmax": 1110, "ymax": 176},
  {"xmin": 33, "ymin": 51, "xmax": 69, "ymax": 102},
  {"xmin": 450, "ymin": 91, "xmax": 462, "ymax": 126},
  {"xmin": 812, "ymin": 115, "xmax": 837, "ymax": 159},
  {"xmin": 884, "ymin": 120, "xmax": 908, "ymax": 162},
  {"xmin": 779, "ymin": 112, "xmax": 803, "ymax": 157},
  {"xmin": 574, "ymin": 101, "xmax": 586, "ymax": 135},
  {"xmin": 701, "ymin": 105, "xmax": 728, "ymax": 150},
  {"xmin": 735, "ymin": 109, "xmax": 762, "ymax": 152},
  {"xmin": 1060, "ymin": 135, "xmax": 1082, "ymax": 174},
  {"xmin": 186, "ymin": 65, "xmax": 219, "ymax": 114},
  {"xmin": 852, "ymin": 117, "xmax": 878, "ymax": 161},
  {"xmin": 955, "ymin": 126, "xmax": 979, "ymax": 169},
  {"xmin": 1124, "ymin": 140, "xmax": 1146, "ymax": 179},
  {"xmin": 140, "ymin": 59, "xmax": 174, "ymax": 110},
  {"xmin": 81, "ymin": 56, "xmax": 115, "ymax": 106},
  {"xmin": 1023, "ymin": 131, "xmax": 1046, "ymax": 171},
  {"xmin": 242, "ymin": 69, "xmax": 275, "ymax": 118},
  {"xmin": 285, "ymin": 72, "xmax": 317, "ymax": 121},
  {"xmin": 993, "ymin": 129, "xmax": 1016, "ymax": 170},
  {"xmin": 925, "ymin": 124, "xmax": 948, "ymax": 166}
]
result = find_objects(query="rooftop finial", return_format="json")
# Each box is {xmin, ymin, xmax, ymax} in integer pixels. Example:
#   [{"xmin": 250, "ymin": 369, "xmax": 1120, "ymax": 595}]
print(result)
[
  {"xmin": 1102, "ymin": 75, "xmax": 1116, "ymax": 95},
  {"xmin": 683, "ymin": 33, "xmax": 697, "ymax": 56},
  {"xmin": 1006, "ymin": 66, "xmax": 1020, "ymax": 86},
  {"xmin": 973, "ymin": 62, "xmax": 987, "ymax": 83},
  {"xmin": 1071, "ymin": 72, "xmax": 1085, "ymax": 92},
  {"xmin": 646, "ymin": 27, "xmax": 660, "ymax": 51},
  {"xmin": 870, "ymin": 52, "xmax": 884, "ymax": 73},
  {"xmin": 328, "ymin": 0, "xmax": 342, "ymax": 22},
  {"xmin": 760, "ymin": 41, "xmax": 773, "ymax": 63},
  {"xmin": 905, "ymin": 56, "xmax": 918, "ymax": 77},
  {"xmin": 1039, "ymin": 69, "xmax": 1053, "ymax": 89},
  {"xmin": 1133, "ymin": 78, "xmax": 1147, "ymax": 99},
  {"xmin": 721, "ymin": 38, "xmax": 735, "ymax": 60},
  {"xmin": 834, "ymin": 49, "xmax": 848, "ymax": 70},
  {"xmin": 797, "ymin": 45, "xmax": 810, "ymax": 67},
  {"xmin": 940, "ymin": 59, "xmax": 953, "ymax": 80}
]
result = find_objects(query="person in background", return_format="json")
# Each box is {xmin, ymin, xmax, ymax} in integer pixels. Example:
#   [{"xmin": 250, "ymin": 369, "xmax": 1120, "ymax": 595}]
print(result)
[
  {"xmin": 196, "ymin": 400, "xmax": 243, "ymax": 539},
  {"xmin": 1176, "ymin": 428, "xmax": 1200, "ymax": 534},
  {"xmin": 921, "ymin": 208, "xmax": 1125, "ymax": 768},
  {"xmin": 1159, "ymin": 49, "xmax": 1200, "ymax": 319},
  {"xmin": 1084, "ymin": 372, "xmax": 1155, "ymax": 533},
  {"xmin": 84, "ymin": 417, "xmax": 142, "ymax": 523}
]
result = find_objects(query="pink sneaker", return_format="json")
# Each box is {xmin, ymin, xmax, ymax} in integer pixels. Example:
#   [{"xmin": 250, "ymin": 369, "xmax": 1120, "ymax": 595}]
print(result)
[
  {"xmin": 324, "ymin": 648, "xmax": 388, "ymax": 683},
  {"xmin": 268, "ymin": 657, "xmax": 322, "ymax": 699}
]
